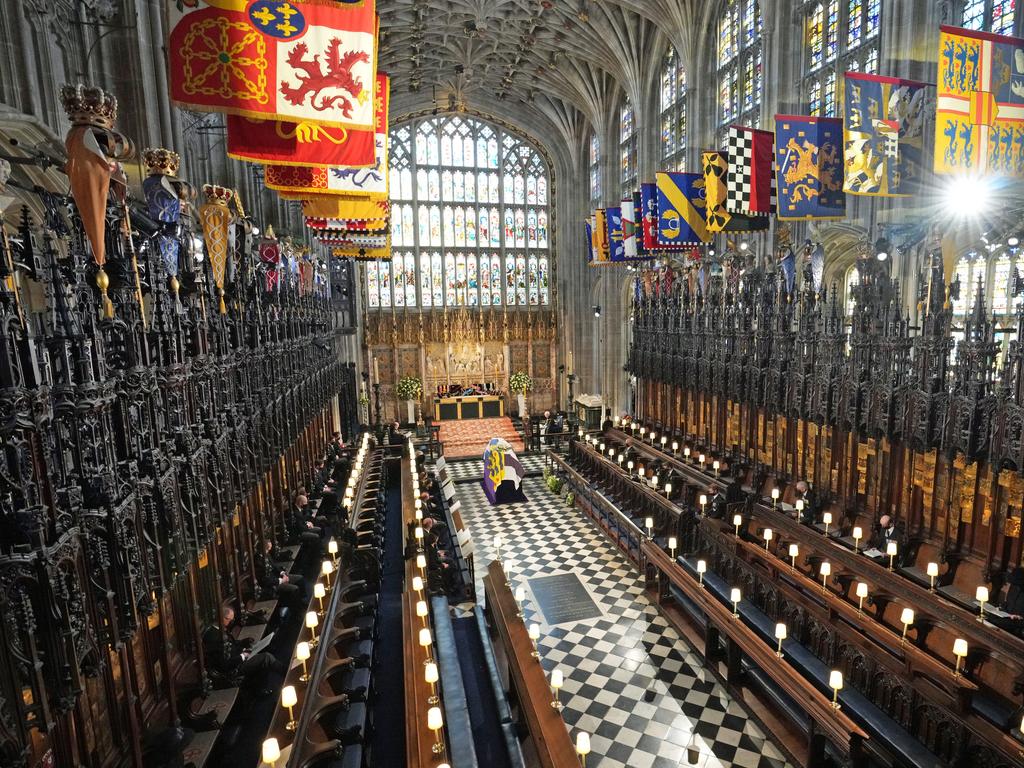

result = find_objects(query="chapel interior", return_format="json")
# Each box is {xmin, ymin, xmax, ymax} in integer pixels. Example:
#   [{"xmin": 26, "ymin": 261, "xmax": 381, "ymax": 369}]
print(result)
[{"xmin": 2, "ymin": 2, "xmax": 1024, "ymax": 768}]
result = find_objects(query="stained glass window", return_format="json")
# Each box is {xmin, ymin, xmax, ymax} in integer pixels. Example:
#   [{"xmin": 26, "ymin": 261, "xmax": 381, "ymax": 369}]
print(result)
[
  {"xmin": 802, "ymin": 1, "xmax": 880, "ymax": 117},
  {"xmin": 962, "ymin": 0, "xmax": 1014, "ymax": 33},
  {"xmin": 375, "ymin": 115, "xmax": 552, "ymax": 309},
  {"xmin": 661, "ymin": 46, "xmax": 688, "ymax": 172},
  {"xmin": 717, "ymin": 0, "xmax": 762, "ymax": 140},
  {"xmin": 952, "ymin": 254, "xmax": 985, "ymax": 316},
  {"xmin": 620, "ymin": 98, "xmax": 638, "ymax": 199},
  {"xmin": 844, "ymin": 265, "xmax": 859, "ymax": 317},
  {"xmin": 589, "ymin": 132, "xmax": 601, "ymax": 203}
]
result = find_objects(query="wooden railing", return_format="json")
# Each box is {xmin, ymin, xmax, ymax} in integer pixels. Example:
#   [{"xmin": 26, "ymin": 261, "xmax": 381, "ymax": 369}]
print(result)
[{"xmin": 482, "ymin": 560, "xmax": 578, "ymax": 768}]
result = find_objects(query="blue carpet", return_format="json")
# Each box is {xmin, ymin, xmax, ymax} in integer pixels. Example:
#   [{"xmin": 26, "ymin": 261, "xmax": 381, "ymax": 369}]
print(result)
[
  {"xmin": 369, "ymin": 460, "xmax": 406, "ymax": 765},
  {"xmin": 451, "ymin": 616, "xmax": 513, "ymax": 768}
]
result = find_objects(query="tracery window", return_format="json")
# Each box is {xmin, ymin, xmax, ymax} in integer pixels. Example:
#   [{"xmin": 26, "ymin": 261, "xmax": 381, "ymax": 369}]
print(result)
[
  {"xmin": 844, "ymin": 264, "xmax": 860, "ymax": 317},
  {"xmin": 369, "ymin": 115, "xmax": 552, "ymax": 308},
  {"xmin": 962, "ymin": 0, "xmax": 1015, "ymax": 34},
  {"xmin": 952, "ymin": 253, "xmax": 986, "ymax": 316},
  {"xmin": 620, "ymin": 98, "xmax": 638, "ymax": 198},
  {"xmin": 717, "ymin": 0, "xmax": 763, "ymax": 142},
  {"xmin": 802, "ymin": 1, "xmax": 881, "ymax": 117},
  {"xmin": 661, "ymin": 46, "xmax": 688, "ymax": 172},
  {"xmin": 589, "ymin": 132, "xmax": 601, "ymax": 204}
]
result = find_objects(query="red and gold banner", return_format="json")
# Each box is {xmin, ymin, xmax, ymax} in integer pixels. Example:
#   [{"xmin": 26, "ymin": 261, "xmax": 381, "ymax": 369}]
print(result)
[
  {"xmin": 227, "ymin": 72, "xmax": 385, "ymax": 167},
  {"xmin": 169, "ymin": 0, "xmax": 377, "ymax": 128},
  {"xmin": 300, "ymin": 196, "xmax": 389, "ymax": 219}
]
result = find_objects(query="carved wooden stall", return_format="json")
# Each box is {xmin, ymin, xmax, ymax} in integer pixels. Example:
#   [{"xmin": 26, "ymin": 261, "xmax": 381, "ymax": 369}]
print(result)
[{"xmin": 0, "ymin": 87, "xmax": 358, "ymax": 768}]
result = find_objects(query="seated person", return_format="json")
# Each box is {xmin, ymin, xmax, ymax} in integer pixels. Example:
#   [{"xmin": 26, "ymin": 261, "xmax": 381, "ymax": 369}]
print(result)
[
  {"xmin": 203, "ymin": 606, "xmax": 285, "ymax": 693},
  {"xmin": 708, "ymin": 485, "xmax": 727, "ymax": 519},
  {"xmin": 388, "ymin": 421, "xmax": 405, "ymax": 445},
  {"xmin": 256, "ymin": 539, "xmax": 306, "ymax": 607},
  {"xmin": 992, "ymin": 567, "xmax": 1024, "ymax": 635},
  {"xmin": 794, "ymin": 480, "xmax": 819, "ymax": 524},
  {"xmin": 868, "ymin": 515, "xmax": 905, "ymax": 560}
]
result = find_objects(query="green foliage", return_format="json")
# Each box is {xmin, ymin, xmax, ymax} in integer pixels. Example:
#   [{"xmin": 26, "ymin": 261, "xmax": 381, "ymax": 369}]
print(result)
[
  {"xmin": 545, "ymin": 473, "xmax": 563, "ymax": 495},
  {"xmin": 509, "ymin": 371, "xmax": 533, "ymax": 394},
  {"xmin": 395, "ymin": 375, "xmax": 423, "ymax": 401},
  {"xmin": 564, "ymin": 491, "xmax": 575, "ymax": 507}
]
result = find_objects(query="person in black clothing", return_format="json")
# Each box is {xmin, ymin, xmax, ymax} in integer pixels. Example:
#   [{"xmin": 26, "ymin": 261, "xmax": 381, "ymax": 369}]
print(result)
[
  {"xmin": 868, "ymin": 515, "xmax": 906, "ymax": 564},
  {"xmin": 388, "ymin": 421, "xmax": 405, "ymax": 446},
  {"xmin": 794, "ymin": 481, "xmax": 819, "ymax": 525},
  {"xmin": 992, "ymin": 568, "xmax": 1024, "ymax": 635},
  {"xmin": 202, "ymin": 606, "xmax": 285, "ymax": 693},
  {"xmin": 256, "ymin": 540, "xmax": 306, "ymax": 607},
  {"xmin": 708, "ymin": 485, "xmax": 727, "ymax": 520}
]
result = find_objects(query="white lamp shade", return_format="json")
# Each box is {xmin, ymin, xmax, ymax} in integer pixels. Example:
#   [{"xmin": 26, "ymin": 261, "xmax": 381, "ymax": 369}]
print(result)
[
  {"xmin": 412, "ymin": 576, "xmax": 424, "ymax": 592},
  {"xmin": 953, "ymin": 638, "xmax": 968, "ymax": 658},
  {"xmin": 328, "ymin": 539, "xmax": 338, "ymax": 554},
  {"xmin": 771, "ymin": 488, "xmax": 780, "ymax": 500},
  {"xmin": 515, "ymin": 586, "xmax": 526, "ymax": 602},
  {"xmin": 730, "ymin": 588, "xmax": 741, "ymax": 603},
  {"xmin": 822, "ymin": 512, "xmax": 832, "ymax": 524},
  {"xmin": 713, "ymin": 460, "xmax": 720, "ymax": 470},
  {"xmin": 493, "ymin": 535, "xmax": 502, "ymax": 549},
  {"xmin": 733, "ymin": 514, "xmax": 742, "ymax": 526},
  {"xmin": 672, "ymin": 441, "xmax": 679, "ymax": 451},
  {"xmin": 976, "ymin": 586, "xmax": 989, "ymax": 602},
  {"xmin": 528, "ymin": 623, "xmax": 541, "ymax": 641},
  {"xmin": 700, "ymin": 494, "xmax": 708, "ymax": 506},
  {"xmin": 684, "ymin": 447, "xmax": 691, "ymax": 456},
  {"xmin": 852, "ymin": 526, "xmax": 862, "ymax": 539},
  {"xmin": 820, "ymin": 562, "xmax": 831, "ymax": 576},
  {"xmin": 627, "ymin": 461, "xmax": 634, "ymax": 470},
  {"xmin": 697, "ymin": 560, "xmax": 707, "ymax": 574},
  {"xmin": 281, "ymin": 685, "xmax": 297, "ymax": 708},
  {"xmin": 427, "ymin": 706, "xmax": 443, "ymax": 731},
  {"xmin": 795, "ymin": 499, "xmax": 804, "ymax": 511},
  {"xmin": 927, "ymin": 562, "xmax": 939, "ymax": 577},
  {"xmin": 262, "ymin": 738, "xmax": 281, "ymax": 763},
  {"xmin": 416, "ymin": 554, "xmax": 427, "ymax": 569},
  {"xmin": 295, "ymin": 641, "xmax": 310, "ymax": 661},
  {"xmin": 699, "ymin": 454, "xmax": 706, "ymax": 463},
  {"xmin": 856, "ymin": 582, "xmax": 869, "ymax": 598},
  {"xmin": 886, "ymin": 541, "xmax": 898, "ymax": 556},
  {"xmin": 305, "ymin": 611, "xmax": 318, "ymax": 629},
  {"xmin": 775, "ymin": 623, "xmax": 787, "ymax": 640},
  {"xmin": 419, "ymin": 628, "xmax": 432, "ymax": 647},
  {"xmin": 665, "ymin": 483, "xmax": 673, "ymax": 494},
  {"xmin": 425, "ymin": 662, "xmax": 439, "ymax": 684},
  {"xmin": 668, "ymin": 537, "xmax": 677, "ymax": 550},
  {"xmin": 551, "ymin": 669, "xmax": 564, "ymax": 688},
  {"xmin": 829, "ymin": 670, "xmax": 843, "ymax": 690},
  {"xmin": 900, "ymin": 608, "xmax": 915, "ymax": 625},
  {"xmin": 763, "ymin": 528, "xmax": 773, "ymax": 541},
  {"xmin": 789, "ymin": 544, "xmax": 799, "ymax": 557},
  {"xmin": 417, "ymin": 600, "xmax": 429, "ymax": 618},
  {"xmin": 415, "ymin": 499, "xmax": 422, "ymax": 509},
  {"xmin": 415, "ymin": 526, "xmax": 424, "ymax": 540},
  {"xmin": 322, "ymin": 560, "xmax": 334, "ymax": 576},
  {"xmin": 576, "ymin": 732, "xmax": 591, "ymax": 755},
  {"xmin": 645, "ymin": 517, "xmax": 654, "ymax": 530}
]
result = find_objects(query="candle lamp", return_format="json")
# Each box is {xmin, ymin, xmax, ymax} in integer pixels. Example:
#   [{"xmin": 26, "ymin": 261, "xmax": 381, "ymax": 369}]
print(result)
[
  {"xmin": 425, "ymin": 661, "xmax": 440, "ymax": 705},
  {"xmin": 305, "ymin": 611, "xmax": 319, "ymax": 647},
  {"xmin": 505, "ymin": 560, "xmax": 515, "ymax": 588},
  {"xmin": 771, "ymin": 487, "xmax": 780, "ymax": 508},
  {"xmin": 651, "ymin": 475, "xmax": 659, "ymax": 490},
  {"xmin": 699, "ymin": 494, "xmax": 707, "ymax": 516},
  {"xmin": 668, "ymin": 536, "xmax": 677, "ymax": 559},
  {"xmin": 650, "ymin": 431, "xmax": 657, "ymax": 444},
  {"xmin": 976, "ymin": 586, "xmax": 989, "ymax": 622},
  {"xmin": 927, "ymin": 562, "xmax": 939, "ymax": 591},
  {"xmin": 733, "ymin": 513, "xmax": 742, "ymax": 537},
  {"xmin": 829, "ymin": 670, "xmax": 843, "ymax": 710},
  {"xmin": 627, "ymin": 460, "xmax": 634, "ymax": 473},
  {"xmin": 493, "ymin": 535, "xmax": 502, "ymax": 562},
  {"xmin": 699, "ymin": 453, "xmax": 706, "ymax": 470},
  {"xmin": 414, "ymin": 526, "xmax": 425, "ymax": 551},
  {"xmin": 416, "ymin": 553, "xmax": 427, "ymax": 573},
  {"xmin": 640, "ymin": 427, "xmax": 646, "ymax": 439},
  {"xmin": 618, "ymin": 454, "xmax": 624, "ymax": 466},
  {"xmin": 314, "ymin": 582, "xmax": 326, "ymax": 616},
  {"xmin": 295, "ymin": 640, "xmax": 312, "ymax": 682},
  {"xmin": 419, "ymin": 627, "xmax": 434, "ymax": 665},
  {"xmin": 684, "ymin": 446, "xmax": 691, "ymax": 462},
  {"xmin": 528, "ymin": 623, "xmax": 541, "ymax": 658},
  {"xmin": 428, "ymin": 706, "xmax": 445, "ymax": 755},
  {"xmin": 822, "ymin": 512, "xmax": 833, "ymax": 537},
  {"xmin": 763, "ymin": 527, "xmax": 773, "ymax": 551},
  {"xmin": 515, "ymin": 586, "xmax": 526, "ymax": 619},
  {"xmin": 645, "ymin": 517, "xmax": 654, "ymax": 538},
  {"xmin": 855, "ymin": 582, "xmax": 869, "ymax": 615},
  {"xmin": 795, "ymin": 498, "xmax": 804, "ymax": 520},
  {"xmin": 328, "ymin": 537, "xmax": 338, "ymax": 564},
  {"xmin": 952, "ymin": 638, "xmax": 968, "ymax": 678},
  {"xmin": 697, "ymin": 559, "xmax": 707, "ymax": 588},
  {"xmin": 664, "ymin": 482, "xmax": 672, "ymax": 498},
  {"xmin": 886, "ymin": 540, "xmax": 898, "ymax": 571},
  {"xmin": 412, "ymin": 575, "xmax": 424, "ymax": 599},
  {"xmin": 900, "ymin": 608, "xmax": 915, "ymax": 646},
  {"xmin": 774, "ymin": 623, "xmax": 787, "ymax": 658},
  {"xmin": 730, "ymin": 587, "xmax": 741, "ymax": 618},
  {"xmin": 713, "ymin": 460, "xmax": 720, "ymax": 477},
  {"xmin": 550, "ymin": 668, "xmax": 564, "ymax": 710},
  {"xmin": 321, "ymin": 559, "xmax": 334, "ymax": 586},
  {"xmin": 262, "ymin": 738, "xmax": 281, "ymax": 768},
  {"xmin": 789, "ymin": 543, "xmax": 799, "ymax": 571},
  {"xmin": 820, "ymin": 561, "xmax": 831, "ymax": 594},
  {"xmin": 672, "ymin": 440, "xmax": 679, "ymax": 453},
  {"xmin": 576, "ymin": 732, "xmax": 591, "ymax": 767},
  {"xmin": 417, "ymin": 599, "xmax": 430, "ymax": 626},
  {"xmin": 852, "ymin": 526, "xmax": 862, "ymax": 552},
  {"xmin": 282, "ymin": 685, "xmax": 299, "ymax": 731}
]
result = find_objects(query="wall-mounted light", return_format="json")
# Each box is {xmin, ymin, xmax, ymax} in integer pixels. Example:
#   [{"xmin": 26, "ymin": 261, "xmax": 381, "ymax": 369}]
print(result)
[{"xmin": 593, "ymin": 305, "xmax": 601, "ymax": 317}]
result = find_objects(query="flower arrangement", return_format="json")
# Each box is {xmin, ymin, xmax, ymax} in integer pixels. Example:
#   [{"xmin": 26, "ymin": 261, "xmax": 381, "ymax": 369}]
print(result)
[
  {"xmin": 509, "ymin": 371, "xmax": 532, "ymax": 394},
  {"xmin": 357, "ymin": 394, "xmax": 370, "ymax": 406},
  {"xmin": 395, "ymin": 375, "xmax": 423, "ymax": 401},
  {"xmin": 565, "ymin": 491, "xmax": 575, "ymax": 508}
]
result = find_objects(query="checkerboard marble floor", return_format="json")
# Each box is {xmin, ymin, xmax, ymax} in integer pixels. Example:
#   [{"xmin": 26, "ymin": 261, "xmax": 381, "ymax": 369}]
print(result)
[
  {"xmin": 454, "ymin": 469, "xmax": 793, "ymax": 768},
  {"xmin": 443, "ymin": 454, "xmax": 545, "ymax": 484}
]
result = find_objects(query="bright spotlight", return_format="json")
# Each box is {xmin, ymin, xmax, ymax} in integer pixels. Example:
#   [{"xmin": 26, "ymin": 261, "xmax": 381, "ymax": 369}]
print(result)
[
  {"xmin": 1009, "ymin": 236, "xmax": 1020, "ymax": 248},
  {"xmin": 876, "ymin": 251, "xmax": 888, "ymax": 261},
  {"xmin": 943, "ymin": 176, "xmax": 991, "ymax": 219}
]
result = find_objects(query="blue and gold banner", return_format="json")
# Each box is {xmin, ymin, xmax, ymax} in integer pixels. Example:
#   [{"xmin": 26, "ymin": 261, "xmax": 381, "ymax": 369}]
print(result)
[
  {"xmin": 844, "ymin": 72, "xmax": 927, "ymax": 196},
  {"xmin": 775, "ymin": 115, "xmax": 846, "ymax": 220},
  {"xmin": 606, "ymin": 206, "xmax": 625, "ymax": 261},
  {"xmin": 590, "ymin": 209, "xmax": 611, "ymax": 266},
  {"xmin": 584, "ymin": 217, "xmax": 595, "ymax": 264},
  {"xmin": 935, "ymin": 25, "xmax": 1024, "ymax": 176},
  {"xmin": 655, "ymin": 172, "xmax": 711, "ymax": 247}
]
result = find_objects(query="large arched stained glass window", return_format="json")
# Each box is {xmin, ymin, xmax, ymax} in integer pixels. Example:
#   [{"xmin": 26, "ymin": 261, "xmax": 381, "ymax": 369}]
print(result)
[
  {"xmin": 717, "ymin": 0, "xmax": 763, "ymax": 143},
  {"xmin": 661, "ymin": 46, "xmax": 688, "ymax": 172},
  {"xmin": 589, "ymin": 132, "xmax": 601, "ymax": 204},
  {"xmin": 962, "ymin": 0, "xmax": 1015, "ymax": 34},
  {"xmin": 367, "ymin": 114, "xmax": 553, "ymax": 309},
  {"xmin": 802, "ymin": 1, "xmax": 881, "ymax": 117},
  {"xmin": 620, "ymin": 98, "xmax": 638, "ymax": 198}
]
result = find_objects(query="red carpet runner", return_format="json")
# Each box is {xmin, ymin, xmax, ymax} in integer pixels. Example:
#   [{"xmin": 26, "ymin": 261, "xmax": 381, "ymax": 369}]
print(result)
[{"xmin": 438, "ymin": 417, "xmax": 524, "ymax": 459}]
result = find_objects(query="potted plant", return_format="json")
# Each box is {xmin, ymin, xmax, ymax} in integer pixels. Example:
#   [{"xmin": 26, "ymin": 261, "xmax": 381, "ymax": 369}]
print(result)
[
  {"xmin": 509, "ymin": 371, "xmax": 532, "ymax": 418},
  {"xmin": 395, "ymin": 375, "xmax": 423, "ymax": 426}
]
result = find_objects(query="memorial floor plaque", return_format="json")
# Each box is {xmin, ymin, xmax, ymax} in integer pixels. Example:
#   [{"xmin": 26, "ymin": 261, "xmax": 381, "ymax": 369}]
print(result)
[{"xmin": 528, "ymin": 572, "xmax": 602, "ymax": 626}]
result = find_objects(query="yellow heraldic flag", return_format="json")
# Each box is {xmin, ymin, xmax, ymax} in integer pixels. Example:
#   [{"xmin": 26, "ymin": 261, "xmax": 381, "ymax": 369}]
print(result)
[
  {"xmin": 593, "ymin": 209, "xmax": 610, "ymax": 265},
  {"xmin": 702, "ymin": 151, "xmax": 730, "ymax": 234},
  {"xmin": 300, "ymin": 196, "xmax": 390, "ymax": 219}
]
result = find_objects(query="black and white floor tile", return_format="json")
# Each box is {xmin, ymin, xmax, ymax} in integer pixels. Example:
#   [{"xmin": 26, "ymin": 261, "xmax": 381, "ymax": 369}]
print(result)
[
  {"xmin": 453, "ymin": 469, "xmax": 792, "ymax": 768},
  {"xmin": 442, "ymin": 454, "xmax": 546, "ymax": 484}
]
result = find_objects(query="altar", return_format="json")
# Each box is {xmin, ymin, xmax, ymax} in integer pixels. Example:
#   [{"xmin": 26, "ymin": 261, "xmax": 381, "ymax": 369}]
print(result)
[{"xmin": 434, "ymin": 395, "xmax": 505, "ymax": 421}]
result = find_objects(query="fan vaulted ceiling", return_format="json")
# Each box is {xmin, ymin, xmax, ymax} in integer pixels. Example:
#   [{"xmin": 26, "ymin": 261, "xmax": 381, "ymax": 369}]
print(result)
[{"xmin": 377, "ymin": 0, "xmax": 702, "ymax": 159}]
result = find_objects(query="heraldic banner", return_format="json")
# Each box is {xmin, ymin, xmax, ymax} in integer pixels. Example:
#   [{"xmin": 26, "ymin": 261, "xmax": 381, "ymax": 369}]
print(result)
[
  {"xmin": 591, "ymin": 209, "xmax": 610, "ymax": 265},
  {"xmin": 266, "ymin": 71, "xmax": 389, "ymax": 197},
  {"xmin": 934, "ymin": 25, "xmax": 1024, "ymax": 176},
  {"xmin": 655, "ymin": 171, "xmax": 711, "ymax": 247},
  {"xmin": 606, "ymin": 206, "xmax": 625, "ymax": 262},
  {"xmin": 844, "ymin": 72, "xmax": 927, "ymax": 196},
  {"xmin": 703, "ymin": 150, "xmax": 769, "ymax": 233},
  {"xmin": 726, "ymin": 124, "xmax": 775, "ymax": 216},
  {"xmin": 227, "ymin": 72, "xmax": 386, "ymax": 167},
  {"xmin": 585, "ymin": 218, "xmax": 595, "ymax": 264},
  {"xmin": 169, "ymin": 0, "xmax": 377, "ymax": 128},
  {"xmin": 775, "ymin": 115, "xmax": 846, "ymax": 220}
]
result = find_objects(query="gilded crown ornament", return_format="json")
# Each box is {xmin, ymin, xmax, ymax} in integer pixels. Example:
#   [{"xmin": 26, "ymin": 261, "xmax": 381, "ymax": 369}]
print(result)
[
  {"xmin": 202, "ymin": 184, "xmax": 234, "ymax": 206},
  {"xmin": 143, "ymin": 148, "xmax": 181, "ymax": 177},
  {"xmin": 60, "ymin": 84, "xmax": 118, "ymax": 129}
]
